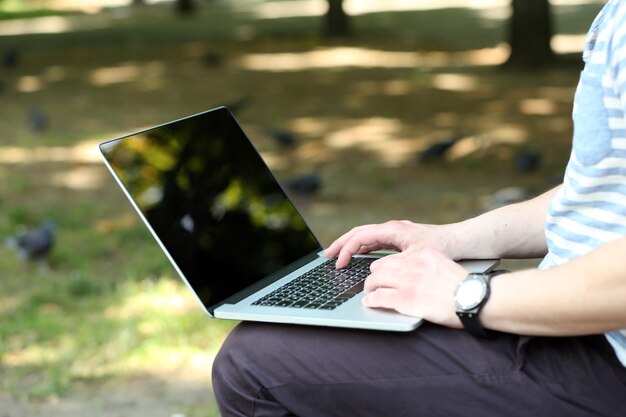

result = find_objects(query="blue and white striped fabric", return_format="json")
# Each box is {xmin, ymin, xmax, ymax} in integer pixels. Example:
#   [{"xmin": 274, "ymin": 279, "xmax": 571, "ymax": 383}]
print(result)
[{"xmin": 538, "ymin": 0, "xmax": 626, "ymax": 366}]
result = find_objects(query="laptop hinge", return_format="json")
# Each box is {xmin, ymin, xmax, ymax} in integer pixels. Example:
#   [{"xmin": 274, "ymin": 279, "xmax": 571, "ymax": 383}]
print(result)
[{"xmin": 207, "ymin": 251, "xmax": 322, "ymax": 315}]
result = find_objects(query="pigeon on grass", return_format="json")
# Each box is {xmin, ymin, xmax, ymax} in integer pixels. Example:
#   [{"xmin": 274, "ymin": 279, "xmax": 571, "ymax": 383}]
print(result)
[
  {"xmin": 283, "ymin": 173, "xmax": 322, "ymax": 197},
  {"xmin": 5, "ymin": 220, "xmax": 56, "ymax": 274}
]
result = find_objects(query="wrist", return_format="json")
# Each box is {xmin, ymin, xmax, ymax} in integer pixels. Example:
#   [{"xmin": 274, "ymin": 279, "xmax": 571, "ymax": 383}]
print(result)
[
  {"xmin": 477, "ymin": 269, "xmax": 523, "ymax": 333},
  {"xmin": 454, "ymin": 270, "xmax": 509, "ymax": 337},
  {"xmin": 439, "ymin": 221, "xmax": 475, "ymax": 260}
]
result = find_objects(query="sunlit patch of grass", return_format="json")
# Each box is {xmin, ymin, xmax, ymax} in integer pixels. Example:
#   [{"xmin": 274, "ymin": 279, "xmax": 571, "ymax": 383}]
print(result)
[
  {"xmin": 0, "ymin": 9, "xmax": 80, "ymax": 21},
  {"xmin": 0, "ymin": 271, "xmax": 234, "ymax": 400}
]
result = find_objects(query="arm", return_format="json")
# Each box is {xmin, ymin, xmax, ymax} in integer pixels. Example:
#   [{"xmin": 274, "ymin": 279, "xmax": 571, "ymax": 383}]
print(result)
[
  {"xmin": 483, "ymin": 236, "xmax": 626, "ymax": 336},
  {"xmin": 447, "ymin": 185, "xmax": 559, "ymax": 260},
  {"xmin": 325, "ymin": 185, "xmax": 560, "ymax": 268},
  {"xmin": 361, "ymin": 235, "xmax": 626, "ymax": 335}
]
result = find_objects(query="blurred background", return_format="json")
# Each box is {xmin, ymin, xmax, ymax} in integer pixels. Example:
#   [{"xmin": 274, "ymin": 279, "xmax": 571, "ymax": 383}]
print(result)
[{"xmin": 0, "ymin": 0, "xmax": 605, "ymax": 415}]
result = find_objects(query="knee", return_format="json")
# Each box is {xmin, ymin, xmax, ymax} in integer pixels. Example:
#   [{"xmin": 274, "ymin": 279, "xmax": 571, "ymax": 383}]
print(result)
[
  {"xmin": 212, "ymin": 324, "xmax": 252, "ymax": 404},
  {"xmin": 212, "ymin": 322, "xmax": 277, "ymax": 415},
  {"xmin": 213, "ymin": 322, "xmax": 316, "ymax": 415}
]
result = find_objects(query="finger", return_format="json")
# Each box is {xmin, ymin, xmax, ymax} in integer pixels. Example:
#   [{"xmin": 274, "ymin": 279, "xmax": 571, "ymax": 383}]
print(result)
[
  {"xmin": 369, "ymin": 251, "xmax": 405, "ymax": 272},
  {"xmin": 330, "ymin": 244, "xmax": 385, "ymax": 272},
  {"xmin": 337, "ymin": 242, "xmax": 384, "ymax": 260},
  {"xmin": 362, "ymin": 287, "xmax": 400, "ymax": 311},
  {"xmin": 335, "ymin": 226, "xmax": 408, "ymax": 268},
  {"xmin": 363, "ymin": 288, "xmax": 421, "ymax": 318},
  {"xmin": 363, "ymin": 272, "xmax": 405, "ymax": 293},
  {"xmin": 336, "ymin": 235, "xmax": 383, "ymax": 268},
  {"xmin": 329, "ymin": 223, "xmax": 412, "ymax": 268},
  {"xmin": 323, "ymin": 225, "xmax": 371, "ymax": 259}
]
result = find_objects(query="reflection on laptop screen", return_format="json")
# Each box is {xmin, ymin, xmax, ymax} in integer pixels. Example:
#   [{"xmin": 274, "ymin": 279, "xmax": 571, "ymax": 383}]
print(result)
[{"xmin": 100, "ymin": 108, "xmax": 321, "ymax": 310}]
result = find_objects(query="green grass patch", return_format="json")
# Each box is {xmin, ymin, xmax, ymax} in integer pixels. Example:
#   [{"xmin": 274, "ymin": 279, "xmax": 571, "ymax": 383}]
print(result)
[
  {"xmin": 0, "ymin": 271, "xmax": 234, "ymax": 399},
  {"xmin": 0, "ymin": 9, "xmax": 79, "ymax": 21}
]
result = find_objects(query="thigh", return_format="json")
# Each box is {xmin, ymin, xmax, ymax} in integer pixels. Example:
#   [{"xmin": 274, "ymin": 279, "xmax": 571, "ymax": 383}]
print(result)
[
  {"xmin": 213, "ymin": 322, "xmax": 626, "ymax": 417},
  {"xmin": 523, "ymin": 336, "xmax": 626, "ymax": 415}
]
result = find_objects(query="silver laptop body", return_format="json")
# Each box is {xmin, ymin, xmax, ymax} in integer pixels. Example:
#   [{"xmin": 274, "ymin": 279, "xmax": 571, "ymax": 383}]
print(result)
[{"xmin": 99, "ymin": 107, "xmax": 498, "ymax": 332}]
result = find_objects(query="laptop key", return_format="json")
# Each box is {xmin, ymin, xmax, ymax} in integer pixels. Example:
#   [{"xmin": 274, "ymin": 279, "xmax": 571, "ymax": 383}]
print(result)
[{"xmin": 251, "ymin": 257, "xmax": 373, "ymax": 309}]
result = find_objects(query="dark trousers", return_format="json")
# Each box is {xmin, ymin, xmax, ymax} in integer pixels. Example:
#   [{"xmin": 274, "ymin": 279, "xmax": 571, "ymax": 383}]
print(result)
[{"xmin": 212, "ymin": 322, "xmax": 626, "ymax": 417}]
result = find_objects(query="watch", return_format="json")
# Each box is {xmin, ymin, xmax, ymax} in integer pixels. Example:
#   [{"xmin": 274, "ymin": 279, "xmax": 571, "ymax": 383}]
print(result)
[{"xmin": 454, "ymin": 271, "xmax": 502, "ymax": 338}]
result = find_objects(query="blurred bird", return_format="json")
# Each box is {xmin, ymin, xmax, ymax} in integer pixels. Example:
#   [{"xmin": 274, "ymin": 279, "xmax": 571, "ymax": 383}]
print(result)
[
  {"xmin": 483, "ymin": 186, "xmax": 533, "ymax": 212},
  {"xmin": 5, "ymin": 220, "xmax": 56, "ymax": 273},
  {"xmin": 283, "ymin": 173, "xmax": 322, "ymax": 197},
  {"xmin": 1, "ymin": 47, "xmax": 19, "ymax": 70},
  {"xmin": 266, "ymin": 128, "xmax": 299, "ymax": 150},
  {"xmin": 514, "ymin": 149, "xmax": 542, "ymax": 173},
  {"xmin": 28, "ymin": 107, "xmax": 49, "ymax": 134},
  {"xmin": 201, "ymin": 50, "xmax": 223, "ymax": 68},
  {"xmin": 418, "ymin": 135, "xmax": 462, "ymax": 163}
]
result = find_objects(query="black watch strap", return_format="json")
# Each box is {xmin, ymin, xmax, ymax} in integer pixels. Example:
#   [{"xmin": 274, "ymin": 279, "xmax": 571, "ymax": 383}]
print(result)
[
  {"xmin": 457, "ymin": 310, "xmax": 495, "ymax": 338},
  {"xmin": 456, "ymin": 270, "xmax": 509, "ymax": 338}
]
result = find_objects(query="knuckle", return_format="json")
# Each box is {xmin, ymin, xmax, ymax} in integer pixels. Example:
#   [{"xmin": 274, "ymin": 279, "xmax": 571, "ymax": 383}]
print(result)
[{"xmin": 384, "ymin": 220, "xmax": 402, "ymax": 230}]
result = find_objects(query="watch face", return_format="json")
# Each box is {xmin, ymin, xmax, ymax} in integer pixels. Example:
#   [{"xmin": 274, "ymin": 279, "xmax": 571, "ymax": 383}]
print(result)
[{"xmin": 455, "ymin": 275, "xmax": 487, "ymax": 311}]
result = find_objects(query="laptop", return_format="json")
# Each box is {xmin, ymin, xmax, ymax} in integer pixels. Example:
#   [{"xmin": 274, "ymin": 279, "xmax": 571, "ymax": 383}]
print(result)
[{"xmin": 99, "ymin": 107, "xmax": 498, "ymax": 331}]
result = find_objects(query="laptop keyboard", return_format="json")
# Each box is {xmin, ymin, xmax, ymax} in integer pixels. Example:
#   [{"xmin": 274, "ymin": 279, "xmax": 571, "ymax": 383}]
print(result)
[{"xmin": 251, "ymin": 257, "xmax": 374, "ymax": 310}]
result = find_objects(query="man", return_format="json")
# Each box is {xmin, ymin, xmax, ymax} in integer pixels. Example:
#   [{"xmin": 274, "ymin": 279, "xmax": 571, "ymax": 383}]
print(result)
[{"xmin": 212, "ymin": 1, "xmax": 626, "ymax": 415}]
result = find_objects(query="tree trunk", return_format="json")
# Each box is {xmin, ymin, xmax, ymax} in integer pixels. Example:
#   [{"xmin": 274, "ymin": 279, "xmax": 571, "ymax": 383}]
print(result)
[
  {"xmin": 505, "ymin": 0, "xmax": 554, "ymax": 68},
  {"xmin": 324, "ymin": 0, "xmax": 351, "ymax": 38}
]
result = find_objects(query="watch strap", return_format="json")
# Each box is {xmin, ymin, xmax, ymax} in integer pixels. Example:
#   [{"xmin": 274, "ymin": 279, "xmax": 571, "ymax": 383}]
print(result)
[
  {"xmin": 457, "ymin": 310, "xmax": 495, "ymax": 338},
  {"xmin": 456, "ymin": 270, "xmax": 509, "ymax": 338}
]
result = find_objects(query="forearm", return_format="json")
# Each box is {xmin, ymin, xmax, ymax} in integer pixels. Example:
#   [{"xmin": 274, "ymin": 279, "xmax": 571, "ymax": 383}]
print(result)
[
  {"xmin": 482, "ymin": 236, "xmax": 626, "ymax": 336},
  {"xmin": 326, "ymin": 186, "xmax": 559, "ymax": 268},
  {"xmin": 443, "ymin": 186, "xmax": 560, "ymax": 260}
]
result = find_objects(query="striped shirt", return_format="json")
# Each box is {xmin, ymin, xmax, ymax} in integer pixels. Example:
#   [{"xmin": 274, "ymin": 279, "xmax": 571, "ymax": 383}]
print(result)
[{"xmin": 538, "ymin": 0, "xmax": 626, "ymax": 366}]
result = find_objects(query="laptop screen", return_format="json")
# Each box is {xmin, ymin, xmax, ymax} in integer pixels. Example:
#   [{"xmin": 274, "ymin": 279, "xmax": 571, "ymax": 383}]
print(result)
[{"xmin": 100, "ymin": 107, "xmax": 321, "ymax": 310}]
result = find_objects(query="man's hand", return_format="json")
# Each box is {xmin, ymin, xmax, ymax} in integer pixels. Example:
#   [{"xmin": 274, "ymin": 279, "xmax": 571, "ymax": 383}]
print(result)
[
  {"xmin": 362, "ymin": 247, "xmax": 467, "ymax": 328},
  {"xmin": 324, "ymin": 220, "xmax": 458, "ymax": 268}
]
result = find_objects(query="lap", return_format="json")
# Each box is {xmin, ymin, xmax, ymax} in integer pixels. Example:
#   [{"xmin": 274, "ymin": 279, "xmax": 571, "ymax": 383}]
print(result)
[{"xmin": 213, "ymin": 322, "xmax": 626, "ymax": 417}]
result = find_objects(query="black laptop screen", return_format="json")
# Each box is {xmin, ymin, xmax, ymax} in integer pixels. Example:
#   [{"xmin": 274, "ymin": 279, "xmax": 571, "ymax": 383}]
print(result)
[{"xmin": 100, "ymin": 108, "xmax": 321, "ymax": 310}]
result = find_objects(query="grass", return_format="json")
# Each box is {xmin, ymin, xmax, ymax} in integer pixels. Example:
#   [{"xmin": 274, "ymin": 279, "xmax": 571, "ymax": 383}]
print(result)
[
  {"xmin": 0, "ymin": 9, "xmax": 80, "ymax": 21},
  {"xmin": 0, "ymin": 272, "xmax": 234, "ymax": 398},
  {"xmin": 0, "ymin": 0, "xmax": 604, "ymax": 414}
]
